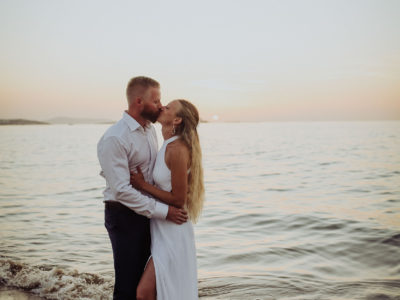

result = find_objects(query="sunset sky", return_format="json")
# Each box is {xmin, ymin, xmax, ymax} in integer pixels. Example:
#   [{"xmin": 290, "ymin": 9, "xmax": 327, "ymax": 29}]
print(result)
[{"xmin": 1, "ymin": 0, "xmax": 399, "ymax": 122}]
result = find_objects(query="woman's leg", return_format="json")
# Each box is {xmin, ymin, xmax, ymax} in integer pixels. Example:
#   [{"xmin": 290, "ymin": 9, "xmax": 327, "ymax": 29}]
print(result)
[{"xmin": 136, "ymin": 257, "xmax": 156, "ymax": 300}]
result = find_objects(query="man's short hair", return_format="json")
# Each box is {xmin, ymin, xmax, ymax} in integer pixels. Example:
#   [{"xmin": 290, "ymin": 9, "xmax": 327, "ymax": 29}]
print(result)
[{"xmin": 126, "ymin": 76, "xmax": 160, "ymax": 104}]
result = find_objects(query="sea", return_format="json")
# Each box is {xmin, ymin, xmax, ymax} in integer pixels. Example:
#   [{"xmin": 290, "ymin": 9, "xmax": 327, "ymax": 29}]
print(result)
[{"xmin": 0, "ymin": 121, "xmax": 399, "ymax": 300}]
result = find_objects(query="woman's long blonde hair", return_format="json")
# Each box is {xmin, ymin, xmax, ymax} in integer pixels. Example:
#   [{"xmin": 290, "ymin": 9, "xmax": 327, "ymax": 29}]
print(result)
[{"xmin": 175, "ymin": 99, "xmax": 205, "ymax": 223}]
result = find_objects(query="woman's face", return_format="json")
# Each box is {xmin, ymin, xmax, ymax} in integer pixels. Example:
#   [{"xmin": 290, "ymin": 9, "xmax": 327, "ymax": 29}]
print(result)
[{"xmin": 158, "ymin": 100, "xmax": 181, "ymax": 125}]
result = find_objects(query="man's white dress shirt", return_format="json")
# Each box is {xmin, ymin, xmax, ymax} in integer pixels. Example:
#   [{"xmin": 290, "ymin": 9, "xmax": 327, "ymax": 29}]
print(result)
[{"xmin": 97, "ymin": 112, "xmax": 168, "ymax": 219}]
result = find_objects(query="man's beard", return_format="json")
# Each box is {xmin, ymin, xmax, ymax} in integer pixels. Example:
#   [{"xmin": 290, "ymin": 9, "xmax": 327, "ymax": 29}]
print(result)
[{"xmin": 140, "ymin": 105, "xmax": 160, "ymax": 123}]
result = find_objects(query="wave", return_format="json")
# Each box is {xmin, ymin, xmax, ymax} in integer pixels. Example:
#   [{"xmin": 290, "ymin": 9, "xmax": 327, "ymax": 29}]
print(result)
[{"xmin": 0, "ymin": 259, "xmax": 112, "ymax": 299}]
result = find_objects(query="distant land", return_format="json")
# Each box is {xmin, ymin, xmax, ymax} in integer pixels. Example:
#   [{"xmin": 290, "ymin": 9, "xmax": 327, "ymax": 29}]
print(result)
[
  {"xmin": 0, "ymin": 119, "xmax": 49, "ymax": 125},
  {"xmin": 0, "ymin": 117, "xmax": 115, "ymax": 125}
]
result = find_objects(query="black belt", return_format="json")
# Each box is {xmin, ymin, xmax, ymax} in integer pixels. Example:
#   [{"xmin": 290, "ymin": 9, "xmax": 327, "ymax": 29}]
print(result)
[{"xmin": 105, "ymin": 201, "xmax": 123, "ymax": 209}]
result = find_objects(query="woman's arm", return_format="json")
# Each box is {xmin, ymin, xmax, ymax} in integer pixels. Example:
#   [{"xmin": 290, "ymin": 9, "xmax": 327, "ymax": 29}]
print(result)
[{"xmin": 131, "ymin": 143, "xmax": 189, "ymax": 208}]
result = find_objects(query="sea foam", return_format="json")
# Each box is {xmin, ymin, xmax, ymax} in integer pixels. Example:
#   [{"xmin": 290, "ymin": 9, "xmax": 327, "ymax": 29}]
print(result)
[{"xmin": 0, "ymin": 259, "xmax": 112, "ymax": 299}]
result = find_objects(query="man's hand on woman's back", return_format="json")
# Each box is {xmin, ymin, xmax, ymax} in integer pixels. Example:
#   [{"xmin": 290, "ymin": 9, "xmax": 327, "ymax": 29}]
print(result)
[{"xmin": 167, "ymin": 206, "xmax": 188, "ymax": 224}]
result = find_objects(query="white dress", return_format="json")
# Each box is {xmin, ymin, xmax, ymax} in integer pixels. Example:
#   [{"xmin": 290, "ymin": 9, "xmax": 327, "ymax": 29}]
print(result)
[{"xmin": 151, "ymin": 136, "xmax": 198, "ymax": 300}]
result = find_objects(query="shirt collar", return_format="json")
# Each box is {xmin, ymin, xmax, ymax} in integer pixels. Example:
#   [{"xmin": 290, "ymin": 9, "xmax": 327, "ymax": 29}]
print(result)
[{"xmin": 122, "ymin": 111, "xmax": 151, "ymax": 132}]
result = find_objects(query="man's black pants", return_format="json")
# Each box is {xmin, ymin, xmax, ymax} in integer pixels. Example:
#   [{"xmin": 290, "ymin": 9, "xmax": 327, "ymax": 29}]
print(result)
[{"xmin": 105, "ymin": 202, "xmax": 151, "ymax": 300}]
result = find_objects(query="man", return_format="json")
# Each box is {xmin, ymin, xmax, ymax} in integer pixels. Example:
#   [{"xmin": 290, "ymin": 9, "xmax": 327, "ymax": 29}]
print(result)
[{"xmin": 97, "ymin": 76, "xmax": 188, "ymax": 299}]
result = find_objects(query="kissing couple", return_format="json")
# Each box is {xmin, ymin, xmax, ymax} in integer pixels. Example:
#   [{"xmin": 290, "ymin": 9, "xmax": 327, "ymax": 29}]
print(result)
[{"xmin": 97, "ymin": 76, "xmax": 204, "ymax": 300}]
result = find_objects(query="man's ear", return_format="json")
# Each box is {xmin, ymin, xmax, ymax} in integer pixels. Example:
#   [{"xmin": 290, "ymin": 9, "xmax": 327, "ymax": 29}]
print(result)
[
  {"xmin": 173, "ymin": 117, "xmax": 182, "ymax": 126},
  {"xmin": 135, "ymin": 97, "xmax": 142, "ymax": 105}
]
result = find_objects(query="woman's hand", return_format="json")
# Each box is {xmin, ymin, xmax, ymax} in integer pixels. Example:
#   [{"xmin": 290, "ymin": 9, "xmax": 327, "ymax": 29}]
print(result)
[{"xmin": 130, "ymin": 166, "xmax": 145, "ymax": 190}]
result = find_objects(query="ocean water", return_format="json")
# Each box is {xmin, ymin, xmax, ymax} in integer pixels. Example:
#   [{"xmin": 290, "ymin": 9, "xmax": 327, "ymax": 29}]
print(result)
[{"xmin": 0, "ymin": 121, "xmax": 399, "ymax": 300}]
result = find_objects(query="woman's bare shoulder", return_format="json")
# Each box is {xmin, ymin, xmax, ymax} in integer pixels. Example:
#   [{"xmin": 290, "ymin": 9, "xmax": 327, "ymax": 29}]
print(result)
[
  {"xmin": 166, "ymin": 140, "xmax": 190, "ymax": 168},
  {"xmin": 167, "ymin": 140, "xmax": 189, "ymax": 156}
]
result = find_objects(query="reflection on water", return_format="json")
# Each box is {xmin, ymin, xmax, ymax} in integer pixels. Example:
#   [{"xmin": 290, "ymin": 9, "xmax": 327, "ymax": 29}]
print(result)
[{"xmin": 0, "ymin": 122, "xmax": 399, "ymax": 299}]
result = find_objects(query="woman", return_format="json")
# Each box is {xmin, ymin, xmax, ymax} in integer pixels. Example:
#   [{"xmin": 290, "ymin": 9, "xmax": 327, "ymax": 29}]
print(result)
[{"xmin": 131, "ymin": 99, "xmax": 205, "ymax": 300}]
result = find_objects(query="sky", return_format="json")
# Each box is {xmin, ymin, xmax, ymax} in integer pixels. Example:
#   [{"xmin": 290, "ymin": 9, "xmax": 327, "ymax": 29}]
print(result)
[{"xmin": 0, "ymin": 0, "xmax": 399, "ymax": 122}]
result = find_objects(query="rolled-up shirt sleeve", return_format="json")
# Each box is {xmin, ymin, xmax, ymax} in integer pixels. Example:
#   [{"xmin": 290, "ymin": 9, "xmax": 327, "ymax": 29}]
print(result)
[{"xmin": 98, "ymin": 136, "xmax": 168, "ymax": 219}]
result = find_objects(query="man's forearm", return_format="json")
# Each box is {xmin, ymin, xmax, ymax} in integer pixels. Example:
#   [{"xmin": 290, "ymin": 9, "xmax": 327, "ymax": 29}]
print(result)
[{"xmin": 112, "ymin": 184, "xmax": 169, "ymax": 219}]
